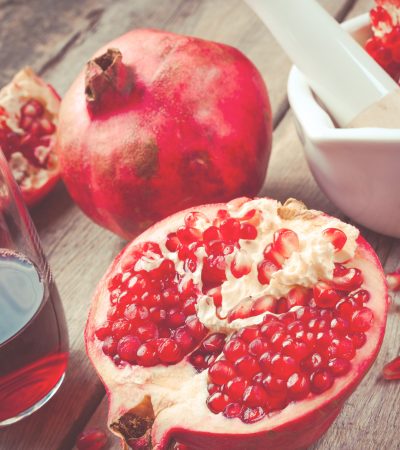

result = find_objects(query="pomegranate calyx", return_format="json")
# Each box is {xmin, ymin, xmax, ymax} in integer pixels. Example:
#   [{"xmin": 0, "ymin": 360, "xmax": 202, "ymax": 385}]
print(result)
[
  {"xmin": 110, "ymin": 396, "xmax": 154, "ymax": 449},
  {"xmin": 85, "ymin": 48, "xmax": 133, "ymax": 110}
]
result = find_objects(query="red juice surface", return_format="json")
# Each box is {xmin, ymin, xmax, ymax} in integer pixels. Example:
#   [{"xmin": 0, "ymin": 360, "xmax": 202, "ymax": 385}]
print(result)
[{"xmin": 0, "ymin": 250, "xmax": 68, "ymax": 422}]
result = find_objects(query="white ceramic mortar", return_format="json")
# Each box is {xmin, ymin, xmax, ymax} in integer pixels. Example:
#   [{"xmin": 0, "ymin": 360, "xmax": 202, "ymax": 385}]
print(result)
[{"xmin": 288, "ymin": 13, "xmax": 400, "ymax": 238}]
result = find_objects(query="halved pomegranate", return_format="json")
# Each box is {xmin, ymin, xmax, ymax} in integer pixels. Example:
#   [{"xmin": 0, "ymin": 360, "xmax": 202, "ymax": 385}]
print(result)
[
  {"xmin": 0, "ymin": 68, "xmax": 60, "ymax": 206},
  {"xmin": 86, "ymin": 197, "xmax": 388, "ymax": 450}
]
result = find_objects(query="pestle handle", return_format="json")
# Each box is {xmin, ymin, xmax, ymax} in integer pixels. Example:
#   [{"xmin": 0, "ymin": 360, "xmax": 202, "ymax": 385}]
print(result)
[{"xmin": 245, "ymin": 0, "xmax": 399, "ymax": 127}]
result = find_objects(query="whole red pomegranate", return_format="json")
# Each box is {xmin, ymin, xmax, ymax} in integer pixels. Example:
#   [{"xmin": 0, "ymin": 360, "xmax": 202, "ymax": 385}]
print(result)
[
  {"xmin": 0, "ymin": 68, "xmax": 60, "ymax": 206},
  {"xmin": 86, "ymin": 197, "xmax": 388, "ymax": 450},
  {"xmin": 56, "ymin": 29, "xmax": 272, "ymax": 239}
]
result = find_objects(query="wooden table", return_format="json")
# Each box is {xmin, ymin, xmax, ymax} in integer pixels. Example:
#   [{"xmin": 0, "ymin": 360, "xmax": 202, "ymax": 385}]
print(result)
[{"xmin": 1, "ymin": 0, "xmax": 399, "ymax": 448}]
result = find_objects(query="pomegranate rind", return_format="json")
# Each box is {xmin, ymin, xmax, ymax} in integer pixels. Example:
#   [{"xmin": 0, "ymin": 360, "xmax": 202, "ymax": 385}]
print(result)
[
  {"xmin": 0, "ymin": 67, "xmax": 60, "ymax": 207},
  {"xmin": 57, "ymin": 29, "xmax": 272, "ymax": 239},
  {"xmin": 85, "ymin": 199, "xmax": 388, "ymax": 450}
]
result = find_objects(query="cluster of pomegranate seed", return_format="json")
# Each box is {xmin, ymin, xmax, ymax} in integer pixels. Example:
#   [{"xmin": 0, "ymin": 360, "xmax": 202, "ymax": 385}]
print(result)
[
  {"xmin": 206, "ymin": 286, "xmax": 374, "ymax": 423},
  {"xmin": 95, "ymin": 208, "xmax": 260, "ymax": 366},
  {"xmin": 365, "ymin": 5, "xmax": 400, "ymax": 82},
  {"xmin": 0, "ymin": 99, "xmax": 55, "ymax": 169}
]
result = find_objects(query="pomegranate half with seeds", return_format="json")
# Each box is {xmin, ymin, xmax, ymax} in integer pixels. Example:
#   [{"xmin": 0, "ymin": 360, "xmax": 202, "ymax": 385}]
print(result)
[
  {"xmin": 86, "ymin": 197, "xmax": 388, "ymax": 450},
  {"xmin": 57, "ymin": 29, "xmax": 272, "ymax": 239},
  {"xmin": 0, "ymin": 68, "xmax": 60, "ymax": 206}
]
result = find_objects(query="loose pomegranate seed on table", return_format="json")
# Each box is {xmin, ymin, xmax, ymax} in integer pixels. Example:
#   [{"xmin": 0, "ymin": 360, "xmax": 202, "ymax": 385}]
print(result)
[{"xmin": 88, "ymin": 196, "xmax": 387, "ymax": 447}]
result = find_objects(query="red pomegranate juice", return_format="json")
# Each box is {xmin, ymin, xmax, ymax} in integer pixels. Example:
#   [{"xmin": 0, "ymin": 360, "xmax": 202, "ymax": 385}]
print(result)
[{"xmin": 0, "ymin": 250, "xmax": 68, "ymax": 423}]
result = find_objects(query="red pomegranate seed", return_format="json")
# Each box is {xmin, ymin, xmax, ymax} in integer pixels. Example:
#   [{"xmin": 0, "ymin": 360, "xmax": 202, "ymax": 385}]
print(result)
[
  {"xmin": 263, "ymin": 243, "xmax": 285, "ymax": 266},
  {"xmin": 239, "ymin": 223, "xmax": 257, "ymax": 240},
  {"xmin": 111, "ymin": 319, "xmax": 131, "ymax": 339},
  {"xmin": 241, "ymin": 406, "xmax": 266, "ymax": 423},
  {"xmin": 162, "ymin": 289, "xmax": 180, "ymax": 307},
  {"xmin": 230, "ymin": 250, "xmax": 252, "ymax": 278},
  {"xmin": 270, "ymin": 331, "xmax": 287, "ymax": 350},
  {"xmin": 76, "ymin": 428, "xmax": 108, "ymax": 450},
  {"xmin": 349, "ymin": 289, "xmax": 370, "ymax": 305},
  {"xmin": 166, "ymin": 308, "xmax": 186, "ymax": 328},
  {"xmin": 251, "ymin": 296, "xmax": 276, "ymax": 315},
  {"xmin": 149, "ymin": 307, "xmax": 166, "ymax": 323},
  {"xmin": 209, "ymin": 360, "xmax": 236, "ymax": 385},
  {"xmin": 102, "ymin": 337, "xmax": 118, "ymax": 356},
  {"xmin": 182, "ymin": 297, "xmax": 197, "ymax": 315},
  {"xmin": 322, "ymin": 228, "xmax": 347, "ymax": 251},
  {"xmin": 350, "ymin": 308, "xmax": 374, "ymax": 332},
  {"xmin": 273, "ymin": 228, "xmax": 300, "ymax": 258},
  {"xmin": 350, "ymin": 332, "xmax": 367, "ymax": 349},
  {"xmin": 185, "ymin": 315, "xmax": 207, "ymax": 340},
  {"xmin": 227, "ymin": 301, "xmax": 253, "ymax": 323},
  {"xmin": 220, "ymin": 218, "xmax": 241, "ymax": 242},
  {"xmin": 117, "ymin": 335, "xmax": 141, "ymax": 363},
  {"xmin": 223, "ymin": 377, "xmax": 249, "ymax": 401},
  {"xmin": 263, "ymin": 374, "xmax": 287, "ymax": 394},
  {"xmin": 313, "ymin": 282, "xmax": 341, "ymax": 308},
  {"xmin": 157, "ymin": 338, "xmax": 182, "ymax": 364},
  {"xmin": 136, "ymin": 342, "xmax": 159, "ymax": 366},
  {"xmin": 166, "ymin": 232, "xmax": 180, "ymax": 252},
  {"xmin": 330, "ymin": 264, "xmax": 363, "ymax": 292},
  {"xmin": 311, "ymin": 369, "xmax": 334, "ymax": 393},
  {"xmin": 336, "ymin": 299, "xmax": 358, "ymax": 321},
  {"xmin": 270, "ymin": 354, "xmax": 298, "ymax": 380},
  {"xmin": 257, "ymin": 259, "xmax": 280, "ymax": 285},
  {"xmin": 207, "ymin": 392, "xmax": 230, "ymax": 413},
  {"xmin": 202, "ymin": 255, "xmax": 226, "ymax": 290},
  {"xmin": 176, "ymin": 226, "xmax": 202, "ymax": 245},
  {"xmin": 173, "ymin": 327, "xmax": 195, "ymax": 352},
  {"xmin": 259, "ymin": 351, "xmax": 272, "ymax": 372},
  {"xmin": 282, "ymin": 339, "xmax": 311, "ymax": 361},
  {"xmin": 386, "ymin": 271, "xmax": 400, "ymax": 292},
  {"xmin": 248, "ymin": 338, "xmax": 270, "ymax": 357},
  {"xmin": 124, "ymin": 304, "xmax": 149, "ymax": 322},
  {"xmin": 383, "ymin": 356, "xmax": 400, "ymax": 380},
  {"xmin": 224, "ymin": 338, "xmax": 248, "ymax": 361},
  {"xmin": 136, "ymin": 322, "xmax": 159, "ymax": 342},
  {"xmin": 189, "ymin": 352, "xmax": 208, "ymax": 371},
  {"xmin": 237, "ymin": 326, "xmax": 260, "ymax": 343},
  {"xmin": 95, "ymin": 322, "xmax": 111, "ymax": 341},
  {"xmin": 223, "ymin": 402, "xmax": 244, "ymax": 418},
  {"xmin": 330, "ymin": 317, "xmax": 349, "ymax": 335},
  {"xmin": 287, "ymin": 373, "xmax": 310, "ymax": 400},
  {"xmin": 235, "ymin": 356, "xmax": 261, "ymax": 379},
  {"xmin": 243, "ymin": 385, "xmax": 268, "ymax": 407},
  {"xmin": 202, "ymin": 333, "xmax": 226, "ymax": 353},
  {"xmin": 208, "ymin": 383, "xmax": 220, "ymax": 394},
  {"xmin": 260, "ymin": 321, "xmax": 284, "ymax": 339},
  {"xmin": 203, "ymin": 226, "xmax": 221, "ymax": 244},
  {"xmin": 299, "ymin": 356, "xmax": 321, "ymax": 380},
  {"xmin": 276, "ymin": 298, "xmax": 289, "ymax": 314},
  {"xmin": 328, "ymin": 358, "xmax": 351, "ymax": 376},
  {"xmin": 331, "ymin": 337, "xmax": 355, "ymax": 360},
  {"xmin": 287, "ymin": 286, "xmax": 312, "ymax": 308}
]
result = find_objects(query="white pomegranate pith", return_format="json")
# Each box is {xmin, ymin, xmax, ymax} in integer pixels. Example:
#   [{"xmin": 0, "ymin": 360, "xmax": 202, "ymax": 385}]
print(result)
[{"xmin": 86, "ymin": 197, "xmax": 387, "ymax": 449}]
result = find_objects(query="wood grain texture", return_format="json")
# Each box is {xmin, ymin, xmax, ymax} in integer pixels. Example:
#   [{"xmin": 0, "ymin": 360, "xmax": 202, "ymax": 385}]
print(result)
[{"xmin": 2, "ymin": 0, "xmax": 399, "ymax": 449}]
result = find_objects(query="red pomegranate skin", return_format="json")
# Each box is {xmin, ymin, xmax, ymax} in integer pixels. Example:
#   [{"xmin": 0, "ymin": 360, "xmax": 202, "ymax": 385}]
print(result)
[{"xmin": 57, "ymin": 29, "xmax": 272, "ymax": 239}]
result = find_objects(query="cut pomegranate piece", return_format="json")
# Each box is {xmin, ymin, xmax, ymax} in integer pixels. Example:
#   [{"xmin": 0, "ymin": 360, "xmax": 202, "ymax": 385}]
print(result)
[
  {"xmin": 0, "ymin": 68, "xmax": 60, "ymax": 206},
  {"xmin": 86, "ymin": 197, "xmax": 388, "ymax": 450},
  {"xmin": 382, "ymin": 356, "xmax": 400, "ymax": 380}
]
